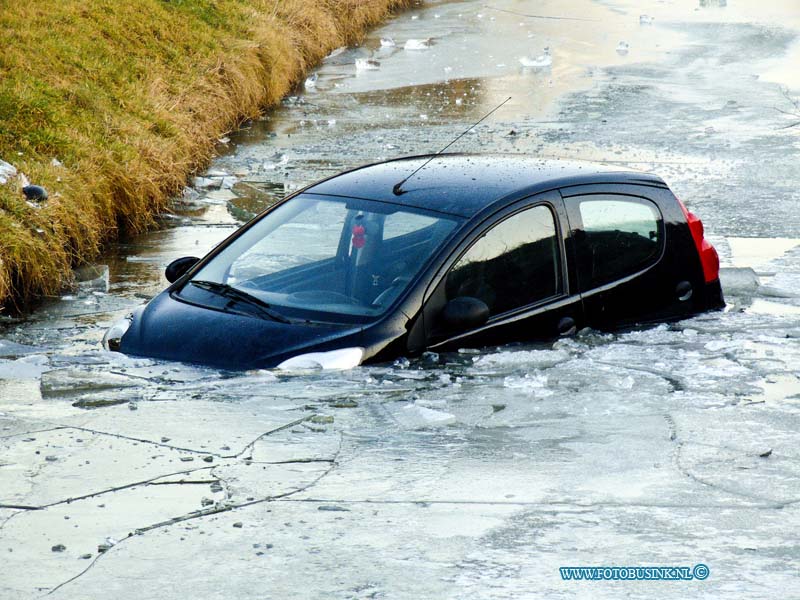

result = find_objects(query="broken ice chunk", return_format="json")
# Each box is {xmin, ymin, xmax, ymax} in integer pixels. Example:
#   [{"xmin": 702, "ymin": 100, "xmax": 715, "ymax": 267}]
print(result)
[
  {"xmin": 719, "ymin": 267, "xmax": 759, "ymax": 296},
  {"xmin": 520, "ymin": 47, "xmax": 552, "ymax": 68},
  {"xmin": 616, "ymin": 41, "xmax": 630, "ymax": 55},
  {"xmin": 639, "ymin": 14, "xmax": 654, "ymax": 25},
  {"xmin": 97, "ymin": 537, "xmax": 118, "ymax": 553},
  {"xmin": 74, "ymin": 264, "xmax": 110, "ymax": 292},
  {"xmin": 404, "ymin": 38, "xmax": 431, "ymax": 50},
  {"xmin": 193, "ymin": 176, "xmax": 221, "ymax": 190},
  {"xmin": 399, "ymin": 403, "xmax": 456, "ymax": 428},
  {"xmin": 380, "ymin": 37, "xmax": 396, "ymax": 48},
  {"xmin": 0, "ymin": 355, "xmax": 50, "ymax": 380},
  {"xmin": 355, "ymin": 58, "xmax": 381, "ymax": 71}
]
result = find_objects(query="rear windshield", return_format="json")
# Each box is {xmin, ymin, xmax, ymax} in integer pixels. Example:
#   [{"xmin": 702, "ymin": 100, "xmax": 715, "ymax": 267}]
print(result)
[{"xmin": 181, "ymin": 194, "xmax": 460, "ymax": 322}]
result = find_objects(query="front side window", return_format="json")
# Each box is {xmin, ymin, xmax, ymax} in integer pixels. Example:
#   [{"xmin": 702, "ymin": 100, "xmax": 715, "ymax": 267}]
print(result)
[
  {"xmin": 446, "ymin": 204, "xmax": 561, "ymax": 317},
  {"xmin": 575, "ymin": 196, "xmax": 662, "ymax": 288},
  {"xmin": 181, "ymin": 194, "xmax": 459, "ymax": 322}
]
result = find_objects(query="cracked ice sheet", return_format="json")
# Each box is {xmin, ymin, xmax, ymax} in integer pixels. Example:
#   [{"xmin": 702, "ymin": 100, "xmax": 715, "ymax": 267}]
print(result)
[
  {"xmin": 0, "ymin": 479, "xmax": 222, "ymax": 598},
  {"xmin": 46, "ymin": 500, "xmax": 517, "ymax": 600},
  {"xmin": 0, "ymin": 443, "xmax": 335, "ymax": 598},
  {"xmin": 36, "ymin": 395, "xmax": 311, "ymax": 456},
  {"xmin": 290, "ymin": 412, "xmax": 780, "ymax": 510},
  {"xmin": 44, "ymin": 500, "xmax": 800, "ymax": 600},
  {"xmin": 0, "ymin": 427, "xmax": 220, "ymax": 507}
]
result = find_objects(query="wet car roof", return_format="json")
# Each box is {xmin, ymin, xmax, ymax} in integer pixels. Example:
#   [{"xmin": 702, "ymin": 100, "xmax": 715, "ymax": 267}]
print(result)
[{"xmin": 305, "ymin": 154, "xmax": 666, "ymax": 217}]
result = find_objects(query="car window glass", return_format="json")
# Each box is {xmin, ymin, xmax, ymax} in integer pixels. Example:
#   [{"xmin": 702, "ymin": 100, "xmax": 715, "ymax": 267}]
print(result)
[
  {"xmin": 446, "ymin": 204, "xmax": 560, "ymax": 317},
  {"xmin": 577, "ymin": 197, "xmax": 661, "ymax": 288},
  {"xmin": 188, "ymin": 195, "xmax": 459, "ymax": 321},
  {"xmin": 383, "ymin": 212, "xmax": 438, "ymax": 239},
  {"xmin": 227, "ymin": 201, "xmax": 345, "ymax": 282}
]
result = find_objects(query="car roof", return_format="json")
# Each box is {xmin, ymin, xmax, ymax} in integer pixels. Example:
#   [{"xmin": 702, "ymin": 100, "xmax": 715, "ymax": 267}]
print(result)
[{"xmin": 305, "ymin": 154, "xmax": 666, "ymax": 218}]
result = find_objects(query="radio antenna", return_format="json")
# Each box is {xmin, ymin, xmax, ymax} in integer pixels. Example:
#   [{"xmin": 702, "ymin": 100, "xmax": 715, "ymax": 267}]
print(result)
[{"xmin": 392, "ymin": 96, "xmax": 512, "ymax": 195}]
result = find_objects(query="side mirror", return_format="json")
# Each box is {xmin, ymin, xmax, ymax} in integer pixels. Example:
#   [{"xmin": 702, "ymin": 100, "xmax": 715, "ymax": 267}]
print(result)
[
  {"xmin": 442, "ymin": 296, "xmax": 490, "ymax": 331},
  {"xmin": 165, "ymin": 256, "xmax": 200, "ymax": 283}
]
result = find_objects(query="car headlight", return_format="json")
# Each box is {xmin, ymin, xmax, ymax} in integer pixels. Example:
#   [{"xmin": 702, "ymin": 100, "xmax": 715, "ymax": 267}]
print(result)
[
  {"xmin": 277, "ymin": 347, "xmax": 364, "ymax": 370},
  {"xmin": 102, "ymin": 306, "xmax": 144, "ymax": 352}
]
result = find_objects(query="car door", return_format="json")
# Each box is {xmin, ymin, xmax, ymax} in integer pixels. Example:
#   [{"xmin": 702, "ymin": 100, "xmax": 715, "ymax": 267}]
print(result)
[
  {"xmin": 562, "ymin": 185, "xmax": 690, "ymax": 329},
  {"xmin": 422, "ymin": 192, "xmax": 584, "ymax": 352}
]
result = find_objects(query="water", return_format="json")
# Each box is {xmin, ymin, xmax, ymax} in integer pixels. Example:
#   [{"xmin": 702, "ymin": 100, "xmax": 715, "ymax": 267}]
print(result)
[{"xmin": 2, "ymin": 0, "xmax": 800, "ymax": 598}]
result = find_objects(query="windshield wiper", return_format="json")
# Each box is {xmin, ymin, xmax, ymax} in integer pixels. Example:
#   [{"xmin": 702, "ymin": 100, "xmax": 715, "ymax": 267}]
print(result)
[{"xmin": 189, "ymin": 280, "xmax": 291, "ymax": 324}]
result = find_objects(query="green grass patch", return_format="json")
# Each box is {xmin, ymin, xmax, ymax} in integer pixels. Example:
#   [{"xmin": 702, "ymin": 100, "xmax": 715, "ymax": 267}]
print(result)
[{"xmin": 0, "ymin": 0, "xmax": 412, "ymax": 310}]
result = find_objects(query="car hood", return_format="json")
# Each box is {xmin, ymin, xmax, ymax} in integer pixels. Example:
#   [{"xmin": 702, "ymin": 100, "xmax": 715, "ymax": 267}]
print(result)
[{"xmin": 120, "ymin": 292, "xmax": 363, "ymax": 370}]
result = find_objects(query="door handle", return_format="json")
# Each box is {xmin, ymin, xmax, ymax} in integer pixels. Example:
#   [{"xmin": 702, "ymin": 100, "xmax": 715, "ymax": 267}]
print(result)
[{"xmin": 558, "ymin": 316, "xmax": 577, "ymax": 336}]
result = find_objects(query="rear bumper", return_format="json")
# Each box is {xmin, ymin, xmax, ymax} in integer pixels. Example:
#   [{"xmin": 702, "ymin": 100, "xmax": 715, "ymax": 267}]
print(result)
[{"xmin": 703, "ymin": 279, "xmax": 725, "ymax": 310}]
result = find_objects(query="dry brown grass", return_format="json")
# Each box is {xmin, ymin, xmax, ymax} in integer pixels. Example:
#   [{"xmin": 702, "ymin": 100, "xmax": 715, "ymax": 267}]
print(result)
[{"xmin": 0, "ymin": 0, "xmax": 412, "ymax": 311}]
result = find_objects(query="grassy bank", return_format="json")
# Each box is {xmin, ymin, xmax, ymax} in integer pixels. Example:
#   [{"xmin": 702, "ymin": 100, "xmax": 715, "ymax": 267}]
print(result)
[{"xmin": 0, "ymin": 0, "xmax": 412, "ymax": 311}]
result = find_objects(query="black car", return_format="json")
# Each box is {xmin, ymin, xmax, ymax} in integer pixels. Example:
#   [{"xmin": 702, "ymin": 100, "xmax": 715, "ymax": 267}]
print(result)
[{"xmin": 103, "ymin": 154, "xmax": 723, "ymax": 369}]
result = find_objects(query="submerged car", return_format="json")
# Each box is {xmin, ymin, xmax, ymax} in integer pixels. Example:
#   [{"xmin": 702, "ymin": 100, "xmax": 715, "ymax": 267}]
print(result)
[{"xmin": 104, "ymin": 154, "xmax": 723, "ymax": 369}]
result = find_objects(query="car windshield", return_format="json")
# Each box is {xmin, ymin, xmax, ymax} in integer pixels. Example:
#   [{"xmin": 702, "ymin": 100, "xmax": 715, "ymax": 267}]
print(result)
[{"xmin": 181, "ymin": 194, "xmax": 460, "ymax": 322}]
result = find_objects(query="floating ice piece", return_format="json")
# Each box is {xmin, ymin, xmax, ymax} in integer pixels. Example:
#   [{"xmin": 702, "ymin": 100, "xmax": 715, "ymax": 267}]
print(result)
[
  {"xmin": 520, "ymin": 47, "xmax": 552, "ymax": 68},
  {"xmin": 0, "ymin": 159, "xmax": 16, "ymax": 184},
  {"xmin": 304, "ymin": 73, "xmax": 318, "ymax": 89},
  {"xmin": 503, "ymin": 373, "xmax": 552, "ymax": 394},
  {"xmin": 404, "ymin": 38, "xmax": 431, "ymax": 50},
  {"xmin": 472, "ymin": 348, "xmax": 571, "ymax": 369},
  {"xmin": 400, "ymin": 403, "xmax": 456, "ymax": 428},
  {"xmin": 40, "ymin": 368, "xmax": 140, "ymax": 397},
  {"xmin": 75, "ymin": 264, "xmax": 110, "ymax": 292},
  {"xmin": 327, "ymin": 119, "xmax": 337, "ymax": 127},
  {"xmin": 355, "ymin": 58, "xmax": 381, "ymax": 71},
  {"xmin": 380, "ymin": 37, "xmax": 396, "ymax": 48},
  {"xmin": 616, "ymin": 41, "xmax": 630, "ymax": 55},
  {"xmin": 0, "ymin": 340, "xmax": 44, "ymax": 358},
  {"xmin": 327, "ymin": 46, "xmax": 347, "ymax": 58},
  {"xmin": 759, "ymin": 272, "xmax": 800, "ymax": 298},
  {"xmin": 639, "ymin": 14, "xmax": 654, "ymax": 25},
  {"xmin": 0, "ymin": 355, "xmax": 50, "ymax": 380},
  {"xmin": 193, "ymin": 176, "xmax": 221, "ymax": 190},
  {"xmin": 719, "ymin": 267, "xmax": 759, "ymax": 296}
]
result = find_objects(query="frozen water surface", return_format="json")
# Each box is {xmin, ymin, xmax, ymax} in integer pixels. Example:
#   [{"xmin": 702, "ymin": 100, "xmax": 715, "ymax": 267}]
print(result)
[{"xmin": 2, "ymin": 0, "xmax": 800, "ymax": 598}]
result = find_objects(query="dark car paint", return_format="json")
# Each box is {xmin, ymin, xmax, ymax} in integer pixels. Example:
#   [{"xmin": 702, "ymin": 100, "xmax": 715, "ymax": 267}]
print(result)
[
  {"xmin": 417, "ymin": 191, "xmax": 585, "ymax": 353},
  {"xmin": 117, "ymin": 154, "xmax": 723, "ymax": 369},
  {"xmin": 561, "ymin": 183, "xmax": 723, "ymax": 329}
]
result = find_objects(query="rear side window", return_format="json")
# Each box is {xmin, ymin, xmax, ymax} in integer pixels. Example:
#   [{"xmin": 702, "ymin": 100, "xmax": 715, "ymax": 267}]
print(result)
[
  {"xmin": 574, "ymin": 197, "xmax": 662, "ymax": 288},
  {"xmin": 446, "ymin": 204, "xmax": 561, "ymax": 317}
]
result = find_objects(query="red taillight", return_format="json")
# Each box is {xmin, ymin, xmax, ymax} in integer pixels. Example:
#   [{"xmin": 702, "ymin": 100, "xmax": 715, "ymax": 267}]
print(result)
[{"xmin": 677, "ymin": 198, "xmax": 720, "ymax": 284}]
